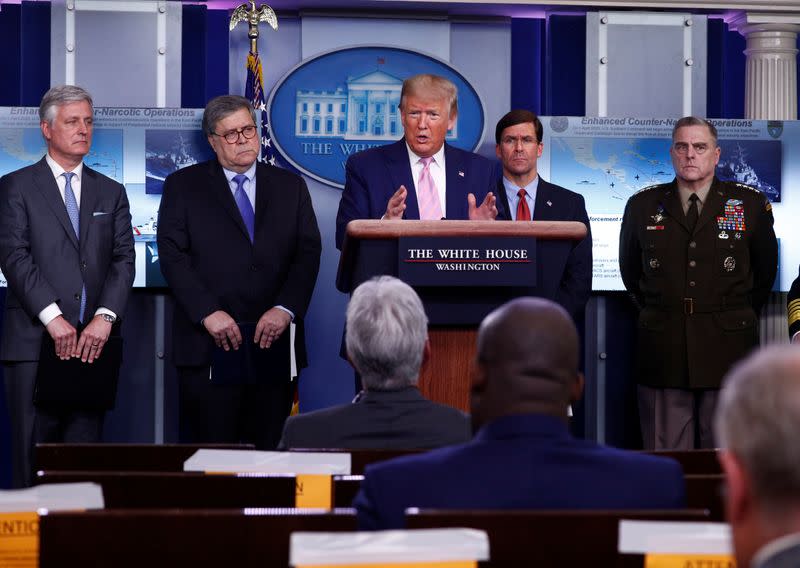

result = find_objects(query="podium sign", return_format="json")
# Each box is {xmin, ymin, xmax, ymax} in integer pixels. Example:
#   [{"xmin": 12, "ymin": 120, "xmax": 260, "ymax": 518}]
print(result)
[
  {"xmin": 337, "ymin": 220, "xmax": 587, "ymax": 410},
  {"xmin": 398, "ymin": 237, "xmax": 536, "ymax": 287}
]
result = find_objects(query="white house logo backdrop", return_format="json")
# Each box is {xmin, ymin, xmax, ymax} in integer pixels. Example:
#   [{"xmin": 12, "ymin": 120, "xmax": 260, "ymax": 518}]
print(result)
[{"xmin": 267, "ymin": 46, "xmax": 486, "ymax": 188}]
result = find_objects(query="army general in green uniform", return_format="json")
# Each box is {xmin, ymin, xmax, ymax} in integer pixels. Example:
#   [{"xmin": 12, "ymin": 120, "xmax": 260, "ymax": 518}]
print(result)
[{"xmin": 619, "ymin": 117, "xmax": 778, "ymax": 450}]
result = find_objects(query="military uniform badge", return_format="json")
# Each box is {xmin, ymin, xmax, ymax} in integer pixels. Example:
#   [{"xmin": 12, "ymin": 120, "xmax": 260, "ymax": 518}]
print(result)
[{"xmin": 717, "ymin": 199, "xmax": 746, "ymax": 232}]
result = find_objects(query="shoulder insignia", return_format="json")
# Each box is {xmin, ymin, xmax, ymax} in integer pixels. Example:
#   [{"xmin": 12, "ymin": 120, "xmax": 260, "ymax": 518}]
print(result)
[
  {"xmin": 633, "ymin": 184, "xmax": 663, "ymax": 196},
  {"xmin": 730, "ymin": 181, "xmax": 763, "ymax": 195}
]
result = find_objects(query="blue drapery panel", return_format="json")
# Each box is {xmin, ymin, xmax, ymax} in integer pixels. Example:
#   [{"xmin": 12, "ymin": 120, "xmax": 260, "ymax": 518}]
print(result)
[
  {"xmin": 181, "ymin": 5, "xmax": 230, "ymax": 108},
  {"xmin": 707, "ymin": 18, "xmax": 746, "ymax": 119},
  {"xmin": 547, "ymin": 14, "xmax": 586, "ymax": 117},
  {"xmin": 510, "ymin": 15, "xmax": 587, "ymax": 117},
  {"xmin": 510, "ymin": 18, "xmax": 545, "ymax": 115},
  {"xmin": 0, "ymin": 1, "xmax": 49, "ymax": 106}
]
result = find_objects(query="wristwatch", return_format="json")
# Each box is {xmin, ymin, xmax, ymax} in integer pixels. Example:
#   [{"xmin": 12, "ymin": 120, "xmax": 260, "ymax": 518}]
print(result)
[{"xmin": 100, "ymin": 314, "xmax": 116, "ymax": 324}]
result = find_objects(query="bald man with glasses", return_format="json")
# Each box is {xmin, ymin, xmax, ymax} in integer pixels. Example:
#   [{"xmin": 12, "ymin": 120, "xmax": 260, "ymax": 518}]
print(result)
[
  {"xmin": 619, "ymin": 116, "xmax": 777, "ymax": 451},
  {"xmin": 157, "ymin": 95, "xmax": 321, "ymax": 449}
]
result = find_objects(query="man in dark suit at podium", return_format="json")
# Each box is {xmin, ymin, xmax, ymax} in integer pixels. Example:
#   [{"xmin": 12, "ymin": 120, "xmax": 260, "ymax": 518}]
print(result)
[
  {"xmin": 0, "ymin": 85, "xmax": 135, "ymax": 487},
  {"xmin": 335, "ymin": 73, "xmax": 497, "ymax": 250},
  {"xmin": 494, "ymin": 110, "xmax": 592, "ymax": 321},
  {"xmin": 354, "ymin": 297, "xmax": 685, "ymax": 530},
  {"xmin": 158, "ymin": 95, "xmax": 321, "ymax": 450},
  {"xmin": 278, "ymin": 276, "xmax": 469, "ymax": 450}
]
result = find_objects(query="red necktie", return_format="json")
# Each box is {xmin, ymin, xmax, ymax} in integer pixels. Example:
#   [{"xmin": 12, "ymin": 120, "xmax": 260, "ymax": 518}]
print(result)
[{"xmin": 516, "ymin": 188, "xmax": 531, "ymax": 221}]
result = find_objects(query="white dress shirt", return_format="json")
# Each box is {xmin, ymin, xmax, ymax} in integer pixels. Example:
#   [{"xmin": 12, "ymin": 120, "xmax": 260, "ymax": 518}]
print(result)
[
  {"xmin": 219, "ymin": 162, "xmax": 294, "ymax": 322},
  {"xmin": 38, "ymin": 154, "xmax": 115, "ymax": 326}
]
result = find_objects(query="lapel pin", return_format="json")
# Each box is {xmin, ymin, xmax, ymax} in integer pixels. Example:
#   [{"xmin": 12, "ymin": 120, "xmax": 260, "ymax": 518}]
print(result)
[
  {"xmin": 458, "ymin": 170, "xmax": 465, "ymax": 177},
  {"xmin": 546, "ymin": 200, "xmax": 552, "ymax": 207}
]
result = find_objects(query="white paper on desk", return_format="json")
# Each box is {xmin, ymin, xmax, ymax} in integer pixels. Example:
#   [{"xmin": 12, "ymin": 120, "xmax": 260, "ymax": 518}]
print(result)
[
  {"xmin": 290, "ymin": 528, "xmax": 489, "ymax": 565},
  {"xmin": 0, "ymin": 482, "xmax": 104, "ymax": 513},
  {"xmin": 183, "ymin": 449, "xmax": 351, "ymax": 475},
  {"xmin": 290, "ymin": 322, "xmax": 297, "ymax": 380},
  {"xmin": 618, "ymin": 520, "xmax": 732, "ymax": 554}
]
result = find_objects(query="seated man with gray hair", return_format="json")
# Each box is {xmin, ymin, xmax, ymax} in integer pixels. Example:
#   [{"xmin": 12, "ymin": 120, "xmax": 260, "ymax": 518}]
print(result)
[
  {"xmin": 278, "ymin": 276, "xmax": 470, "ymax": 450},
  {"xmin": 716, "ymin": 345, "xmax": 800, "ymax": 568}
]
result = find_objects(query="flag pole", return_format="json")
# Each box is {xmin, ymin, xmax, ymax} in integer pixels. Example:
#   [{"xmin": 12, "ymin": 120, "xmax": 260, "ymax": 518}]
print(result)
[{"xmin": 230, "ymin": 1, "xmax": 278, "ymax": 165}]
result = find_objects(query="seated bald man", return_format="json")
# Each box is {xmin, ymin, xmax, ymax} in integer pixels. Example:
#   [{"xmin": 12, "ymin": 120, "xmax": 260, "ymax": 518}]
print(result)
[{"xmin": 354, "ymin": 297, "xmax": 686, "ymax": 530}]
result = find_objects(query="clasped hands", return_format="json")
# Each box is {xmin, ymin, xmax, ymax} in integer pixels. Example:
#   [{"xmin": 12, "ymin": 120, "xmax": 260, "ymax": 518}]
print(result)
[
  {"xmin": 203, "ymin": 307, "xmax": 291, "ymax": 351},
  {"xmin": 46, "ymin": 314, "xmax": 111, "ymax": 364}
]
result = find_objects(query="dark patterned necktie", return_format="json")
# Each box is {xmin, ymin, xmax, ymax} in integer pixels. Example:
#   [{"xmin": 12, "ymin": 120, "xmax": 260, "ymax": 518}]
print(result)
[{"xmin": 686, "ymin": 193, "xmax": 699, "ymax": 233}]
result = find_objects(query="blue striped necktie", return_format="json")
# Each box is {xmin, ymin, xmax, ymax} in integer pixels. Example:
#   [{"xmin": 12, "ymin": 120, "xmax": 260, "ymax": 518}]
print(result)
[
  {"xmin": 232, "ymin": 174, "xmax": 255, "ymax": 242},
  {"xmin": 63, "ymin": 172, "xmax": 86, "ymax": 322}
]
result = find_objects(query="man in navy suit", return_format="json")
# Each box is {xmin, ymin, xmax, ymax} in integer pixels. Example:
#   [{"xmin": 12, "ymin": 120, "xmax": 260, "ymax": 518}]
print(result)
[
  {"xmin": 494, "ymin": 110, "xmax": 592, "ymax": 321},
  {"xmin": 158, "ymin": 95, "xmax": 321, "ymax": 450},
  {"xmin": 354, "ymin": 297, "xmax": 686, "ymax": 530},
  {"xmin": 0, "ymin": 85, "xmax": 135, "ymax": 487},
  {"xmin": 335, "ymin": 73, "xmax": 497, "ymax": 250},
  {"xmin": 716, "ymin": 346, "xmax": 800, "ymax": 568}
]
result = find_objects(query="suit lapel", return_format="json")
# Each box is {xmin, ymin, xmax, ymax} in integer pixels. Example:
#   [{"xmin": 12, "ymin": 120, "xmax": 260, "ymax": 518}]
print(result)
[
  {"xmin": 79, "ymin": 166, "xmax": 98, "ymax": 247},
  {"xmin": 209, "ymin": 161, "xmax": 251, "ymax": 243},
  {"xmin": 660, "ymin": 181, "xmax": 687, "ymax": 232},
  {"xmin": 384, "ymin": 140, "xmax": 418, "ymax": 219},
  {"xmin": 254, "ymin": 162, "xmax": 270, "ymax": 242},
  {"xmin": 444, "ymin": 144, "xmax": 465, "ymax": 220},
  {"xmin": 31, "ymin": 158, "xmax": 79, "ymax": 250},
  {"xmin": 532, "ymin": 178, "xmax": 555, "ymax": 221},
  {"xmin": 496, "ymin": 178, "xmax": 512, "ymax": 220}
]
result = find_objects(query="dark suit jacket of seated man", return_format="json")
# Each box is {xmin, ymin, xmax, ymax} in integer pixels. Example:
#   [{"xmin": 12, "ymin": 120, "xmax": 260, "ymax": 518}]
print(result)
[
  {"xmin": 354, "ymin": 298, "xmax": 686, "ymax": 530},
  {"xmin": 335, "ymin": 73, "xmax": 498, "ymax": 250},
  {"xmin": 278, "ymin": 275, "xmax": 470, "ymax": 450}
]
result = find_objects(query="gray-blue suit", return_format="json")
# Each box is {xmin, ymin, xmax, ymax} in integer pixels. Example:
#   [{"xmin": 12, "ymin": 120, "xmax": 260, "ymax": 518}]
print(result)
[{"xmin": 0, "ymin": 157, "xmax": 134, "ymax": 486}]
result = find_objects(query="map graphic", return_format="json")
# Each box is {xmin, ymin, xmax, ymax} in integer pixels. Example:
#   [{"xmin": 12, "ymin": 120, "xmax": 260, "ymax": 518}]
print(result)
[
  {"xmin": 0, "ymin": 127, "xmax": 123, "ymax": 183},
  {"xmin": 549, "ymin": 137, "xmax": 674, "ymax": 214},
  {"xmin": 549, "ymin": 136, "xmax": 781, "ymax": 215}
]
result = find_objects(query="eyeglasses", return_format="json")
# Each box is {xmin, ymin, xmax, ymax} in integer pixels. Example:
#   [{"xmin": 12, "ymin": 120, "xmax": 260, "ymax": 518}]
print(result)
[
  {"xmin": 213, "ymin": 125, "xmax": 257, "ymax": 144},
  {"xmin": 672, "ymin": 142, "xmax": 714, "ymax": 155}
]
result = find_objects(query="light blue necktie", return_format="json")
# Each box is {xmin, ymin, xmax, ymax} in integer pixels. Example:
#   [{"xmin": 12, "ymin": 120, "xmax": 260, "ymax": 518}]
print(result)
[
  {"xmin": 232, "ymin": 174, "xmax": 255, "ymax": 242},
  {"xmin": 63, "ymin": 172, "xmax": 87, "ymax": 322}
]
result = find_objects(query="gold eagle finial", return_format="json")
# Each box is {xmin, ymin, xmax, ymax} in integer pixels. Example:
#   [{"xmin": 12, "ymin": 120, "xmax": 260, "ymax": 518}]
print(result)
[{"xmin": 230, "ymin": 1, "xmax": 278, "ymax": 53}]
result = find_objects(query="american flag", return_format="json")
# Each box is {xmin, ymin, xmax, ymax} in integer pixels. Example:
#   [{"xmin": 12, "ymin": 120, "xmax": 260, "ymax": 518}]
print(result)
[{"xmin": 245, "ymin": 51, "xmax": 276, "ymax": 166}]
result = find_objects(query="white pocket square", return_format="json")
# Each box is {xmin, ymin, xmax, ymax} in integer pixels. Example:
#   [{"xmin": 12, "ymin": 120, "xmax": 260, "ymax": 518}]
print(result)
[{"xmin": 92, "ymin": 211, "xmax": 109, "ymax": 217}]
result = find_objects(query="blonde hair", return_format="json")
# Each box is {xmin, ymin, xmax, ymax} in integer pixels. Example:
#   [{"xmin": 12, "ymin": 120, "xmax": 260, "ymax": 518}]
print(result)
[{"xmin": 399, "ymin": 74, "xmax": 458, "ymax": 117}]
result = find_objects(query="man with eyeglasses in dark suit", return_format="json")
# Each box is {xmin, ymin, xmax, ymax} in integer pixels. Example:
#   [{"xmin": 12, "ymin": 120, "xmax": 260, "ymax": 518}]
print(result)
[
  {"xmin": 619, "ymin": 116, "xmax": 777, "ymax": 450},
  {"xmin": 158, "ymin": 95, "xmax": 321, "ymax": 449}
]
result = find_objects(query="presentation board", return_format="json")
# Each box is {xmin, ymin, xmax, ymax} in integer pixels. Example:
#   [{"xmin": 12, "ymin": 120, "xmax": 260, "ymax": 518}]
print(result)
[{"xmin": 1, "ymin": 110, "xmax": 797, "ymax": 291}]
